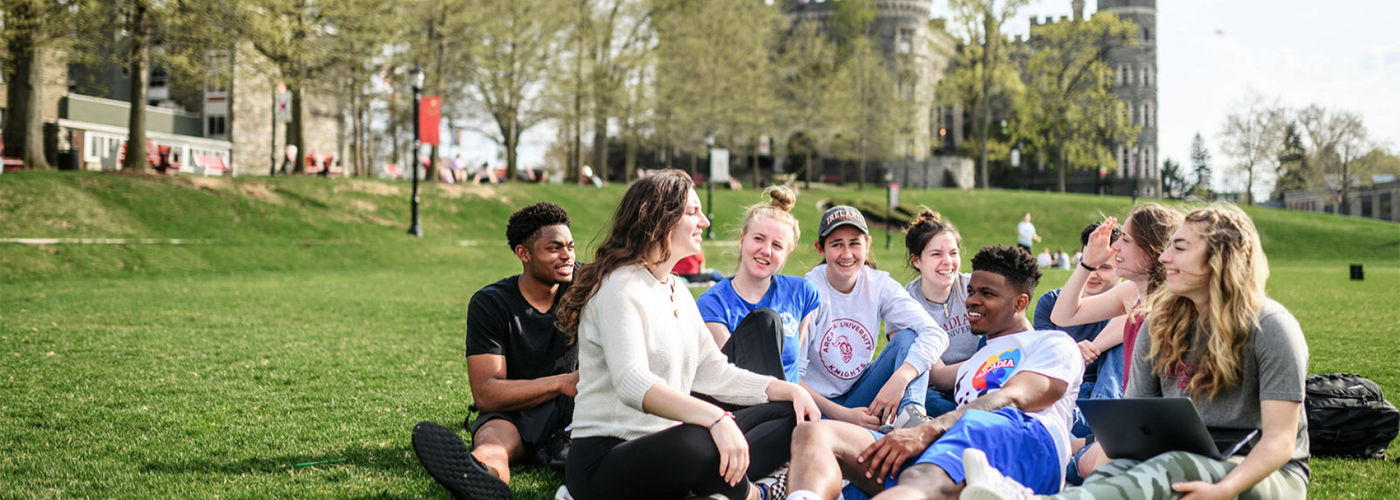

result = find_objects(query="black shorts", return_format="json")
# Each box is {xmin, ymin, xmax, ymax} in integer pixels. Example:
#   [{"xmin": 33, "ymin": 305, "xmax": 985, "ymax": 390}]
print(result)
[{"xmin": 469, "ymin": 395, "xmax": 574, "ymax": 451}]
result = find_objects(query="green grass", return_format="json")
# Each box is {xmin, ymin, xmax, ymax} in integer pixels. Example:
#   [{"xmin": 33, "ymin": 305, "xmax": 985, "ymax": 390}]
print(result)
[{"xmin": 2, "ymin": 171, "xmax": 1398, "ymax": 499}]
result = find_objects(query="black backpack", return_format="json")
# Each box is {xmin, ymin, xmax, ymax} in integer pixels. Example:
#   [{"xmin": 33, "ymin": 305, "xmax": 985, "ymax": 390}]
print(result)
[{"xmin": 1305, "ymin": 373, "xmax": 1399, "ymax": 458}]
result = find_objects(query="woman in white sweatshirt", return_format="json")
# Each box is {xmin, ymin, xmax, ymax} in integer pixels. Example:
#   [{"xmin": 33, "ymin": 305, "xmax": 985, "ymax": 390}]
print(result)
[{"xmin": 555, "ymin": 169, "xmax": 820, "ymax": 500}]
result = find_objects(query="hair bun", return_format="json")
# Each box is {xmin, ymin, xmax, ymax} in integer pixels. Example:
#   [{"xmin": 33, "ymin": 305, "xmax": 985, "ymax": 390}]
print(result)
[
  {"xmin": 765, "ymin": 185, "xmax": 796, "ymax": 212},
  {"xmin": 915, "ymin": 206, "xmax": 941, "ymax": 225}
]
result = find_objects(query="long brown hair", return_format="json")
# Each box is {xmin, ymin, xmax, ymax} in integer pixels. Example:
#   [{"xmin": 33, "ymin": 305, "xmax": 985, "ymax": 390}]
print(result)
[
  {"xmin": 555, "ymin": 169, "xmax": 694, "ymax": 338},
  {"xmin": 1125, "ymin": 203, "xmax": 1183, "ymax": 297},
  {"xmin": 1145, "ymin": 205, "xmax": 1269, "ymax": 399}
]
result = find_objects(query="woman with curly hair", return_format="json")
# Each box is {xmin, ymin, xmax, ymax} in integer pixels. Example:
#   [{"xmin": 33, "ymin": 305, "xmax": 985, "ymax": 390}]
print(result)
[
  {"xmin": 557, "ymin": 169, "xmax": 820, "ymax": 500},
  {"xmin": 964, "ymin": 204, "xmax": 1309, "ymax": 500}
]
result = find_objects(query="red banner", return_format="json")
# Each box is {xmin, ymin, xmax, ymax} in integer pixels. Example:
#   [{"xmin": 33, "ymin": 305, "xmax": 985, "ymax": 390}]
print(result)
[{"xmin": 419, "ymin": 95, "xmax": 442, "ymax": 146}]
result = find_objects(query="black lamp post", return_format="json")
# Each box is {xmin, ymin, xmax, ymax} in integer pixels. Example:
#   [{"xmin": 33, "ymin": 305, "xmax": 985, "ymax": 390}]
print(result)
[
  {"xmin": 705, "ymin": 131, "xmax": 715, "ymax": 240},
  {"xmin": 407, "ymin": 67, "xmax": 425, "ymax": 238}
]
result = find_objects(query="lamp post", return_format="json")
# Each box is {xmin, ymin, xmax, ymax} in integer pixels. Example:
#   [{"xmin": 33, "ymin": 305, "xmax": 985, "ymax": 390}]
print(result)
[
  {"xmin": 407, "ymin": 67, "xmax": 425, "ymax": 238},
  {"xmin": 884, "ymin": 168, "xmax": 893, "ymax": 249},
  {"xmin": 705, "ymin": 131, "xmax": 715, "ymax": 240}
]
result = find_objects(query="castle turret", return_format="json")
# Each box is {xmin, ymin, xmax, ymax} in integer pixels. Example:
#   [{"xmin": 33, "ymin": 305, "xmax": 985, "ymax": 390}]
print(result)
[{"xmin": 1099, "ymin": 0, "xmax": 1158, "ymax": 195}]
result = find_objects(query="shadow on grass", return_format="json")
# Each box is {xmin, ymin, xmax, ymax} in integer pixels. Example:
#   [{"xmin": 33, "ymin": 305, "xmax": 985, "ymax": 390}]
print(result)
[
  {"xmin": 140, "ymin": 444, "xmax": 414, "ymax": 476},
  {"xmin": 272, "ymin": 188, "xmax": 331, "ymax": 209}
]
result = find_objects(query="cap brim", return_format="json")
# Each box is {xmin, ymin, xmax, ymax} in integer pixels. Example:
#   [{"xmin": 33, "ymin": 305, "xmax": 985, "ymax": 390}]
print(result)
[{"xmin": 821, "ymin": 220, "xmax": 870, "ymax": 237}]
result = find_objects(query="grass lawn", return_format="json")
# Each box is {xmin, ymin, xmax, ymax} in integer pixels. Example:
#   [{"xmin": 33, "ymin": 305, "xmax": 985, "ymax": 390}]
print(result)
[{"xmin": 3, "ymin": 172, "xmax": 1398, "ymax": 498}]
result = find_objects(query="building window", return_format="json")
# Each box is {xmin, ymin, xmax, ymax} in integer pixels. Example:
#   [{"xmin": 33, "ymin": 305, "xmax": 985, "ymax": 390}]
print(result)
[
  {"xmin": 206, "ymin": 115, "xmax": 227, "ymax": 137},
  {"xmin": 1362, "ymin": 194, "xmax": 1374, "ymax": 218},
  {"xmin": 151, "ymin": 66, "xmax": 168, "ymax": 87},
  {"xmin": 1118, "ymin": 65, "xmax": 1125, "ymax": 86},
  {"xmin": 1380, "ymin": 193, "xmax": 1393, "ymax": 221},
  {"xmin": 1146, "ymin": 102, "xmax": 1153, "ymax": 127},
  {"xmin": 899, "ymin": 81, "xmax": 914, "ymax": 101},
  {"xmin": 898, "ymin": 28, "xmax": 914, "ymax": 54}
]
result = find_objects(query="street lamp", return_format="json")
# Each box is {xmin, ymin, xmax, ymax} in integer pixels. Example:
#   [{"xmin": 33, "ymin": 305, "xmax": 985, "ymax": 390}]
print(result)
[
  {"xmin": 407, "ymin": 67, "xmax": 425, "ymax": 238},
  {"xmin": 704, "ymin": 131, "xmax": 715, "ymax": 240}
]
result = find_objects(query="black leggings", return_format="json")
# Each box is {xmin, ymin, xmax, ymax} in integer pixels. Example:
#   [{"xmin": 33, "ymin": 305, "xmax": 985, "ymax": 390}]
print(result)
[
  {"xmin": 565, "ymin": 402, "xmax": 797, "ymax": 500},
  {"xmin": 720, "ymin": 308, "xmax": 786, "ymax": 381}
]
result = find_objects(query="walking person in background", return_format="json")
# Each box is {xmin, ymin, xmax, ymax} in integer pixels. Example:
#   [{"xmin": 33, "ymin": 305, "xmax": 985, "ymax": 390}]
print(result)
[
  {"xmin": 556, "ymin": 169, "xmax": 819, "ymax": 500},
  {"xmin": 965, "ymin": 205, "xmax": 1310, "ymax": 500},
  {"xmin": 1017, "ymin": 213, "xmax": 1042, "ymax": 254}
]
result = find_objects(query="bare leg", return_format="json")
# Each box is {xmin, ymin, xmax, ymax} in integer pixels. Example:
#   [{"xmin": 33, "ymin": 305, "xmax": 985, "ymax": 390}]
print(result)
[
  {"xmin": 471, "ymin": 419, "xmax": 527, "ymax": 483},
  {"xmin": 873, "ymin": 463, "xmax": 962, "ymax": 500},
  {"xmin": 1077, "ymin": 442, "xmax": 1110, "ymax": 480},
  {"xmin": 787, "ymin": 420, "xmax": 883, "ymax": 499}
]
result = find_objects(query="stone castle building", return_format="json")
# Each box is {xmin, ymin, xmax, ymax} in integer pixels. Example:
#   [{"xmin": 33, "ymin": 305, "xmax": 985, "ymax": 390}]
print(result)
[{"xmin": 1020, "ymin": 0, "xmax": 1160, "ymax": 195}]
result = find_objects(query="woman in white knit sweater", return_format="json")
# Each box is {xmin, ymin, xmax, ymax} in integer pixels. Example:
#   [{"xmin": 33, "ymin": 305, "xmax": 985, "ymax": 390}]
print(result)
[{"xmin": 555, "ymin": 169, "xmax": 820, "ymax": 500}]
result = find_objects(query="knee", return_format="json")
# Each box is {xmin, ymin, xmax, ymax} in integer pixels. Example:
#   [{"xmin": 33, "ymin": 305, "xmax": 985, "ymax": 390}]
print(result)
[
  {"xmin": 791, "ymin": 421, "xmax": 835, "ymax": 453},
  {"xmin": 743, "ymin": 308, "xmax": 785, "ymax": 332},
  {"xmin": 894, "ymin": 464, "xmax": 957, "ymax": 499}
]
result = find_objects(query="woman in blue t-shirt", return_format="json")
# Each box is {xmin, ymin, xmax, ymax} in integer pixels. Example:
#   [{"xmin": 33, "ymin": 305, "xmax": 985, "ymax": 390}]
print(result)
[{"xmin": 696, "ymin": 186, "xmax": 820, "ymax": 383}]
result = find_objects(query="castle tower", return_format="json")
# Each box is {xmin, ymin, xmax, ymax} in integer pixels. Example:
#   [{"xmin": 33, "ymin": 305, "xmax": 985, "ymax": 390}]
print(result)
[
  {"xmin": 1098, "ymin": 0, "xmax": 1158, "ymax": 195},
  {"xmin": 783, "ymin": 1, "xmax": 938, "ymax": 165}
]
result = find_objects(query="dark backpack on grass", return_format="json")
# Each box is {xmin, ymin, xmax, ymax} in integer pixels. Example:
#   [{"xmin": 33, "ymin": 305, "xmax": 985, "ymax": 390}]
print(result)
[{"xmin": 1305, "ymin": 373, "xmax": 1399, "ymax": 458}]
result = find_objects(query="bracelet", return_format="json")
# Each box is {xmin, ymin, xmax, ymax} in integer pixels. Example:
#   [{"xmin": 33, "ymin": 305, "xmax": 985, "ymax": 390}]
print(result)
[
  {"xmin": 707, "ymin": 411, "xmax": 735, "ymax": 430},
  {"xmin": 1080, "ymin": 260, "xmax": 1097, "ymax": 272}
]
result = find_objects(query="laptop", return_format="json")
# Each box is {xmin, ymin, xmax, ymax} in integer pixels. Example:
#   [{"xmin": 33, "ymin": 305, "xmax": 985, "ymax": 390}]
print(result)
[{"xmin": 1079, "ymin": 397, "xmax": 1259, "ymax": 461}]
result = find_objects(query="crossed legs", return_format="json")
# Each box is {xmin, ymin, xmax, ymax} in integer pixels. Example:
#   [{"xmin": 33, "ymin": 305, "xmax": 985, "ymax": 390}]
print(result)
[{"xmin": 472, "ymin": 419, "xmax": 528, "ymax": 483}]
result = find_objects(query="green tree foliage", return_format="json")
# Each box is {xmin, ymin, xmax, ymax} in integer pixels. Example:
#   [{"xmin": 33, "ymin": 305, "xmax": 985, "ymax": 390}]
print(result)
[
  {"xmin": 1160, "ymin": 158, "xmax": 1189, "ymax": 199},
  {"xmin": 1011, "ymin": 12, "xmax": 1139, "ymax": 192},
  {"xmin": 828, "ymin": 38, "xmax": 899, "ymax": 190},
  {"xmin": 1, "ymin": 0, "xmax": 92, "ymax": 170},
  {"xmin": 776, "ymin": 19, "xmax": 842, "ymax": 189},
  {"xmin": 941, "ymin": 0, "xmax": 1028, "ymax": 189},
  {"xmin": 652, "ymin": 0, "xmax": 782, "ymax": 175},
  {"xmin": 1271, "ymin": 120, "xmax": 1309, "ymax": 201},
  {"xmin": 222, "ymin": 0, "xmax": 395, "ymax": 174},
  {"xmin": 1189, "ymin": 131, "xmax": 1212, "ymax": 197}
]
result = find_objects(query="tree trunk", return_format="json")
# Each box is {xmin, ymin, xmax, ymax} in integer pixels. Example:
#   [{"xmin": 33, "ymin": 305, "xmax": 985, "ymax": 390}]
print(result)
[
  {"xmin": 123, "ymin": 1, "xmax": 152, "ymax": 173},
  {"xmin": 804, "ymin": 151, "xmax": 813, "ymax": 190},
  {"xmin": 3, "ymin": 34, "xmax": 52, "ymax": 170},
  {"xmin": 389, "ymin": 91, "xmax": 400, "ymax": 173},
  {"xmin": 1053, "ymin": 121, "xmax": 1066, "ymax": 192},
  {"xmin": 752, "ymin": 136, "xmax": 760, "ymax": 190},
  {"xmin": 1245, "ymin": 164, "xmax": 1255, "ymax": 206},
  {"xmin": 977, "ymin": 9, "xmax": 995, "ymax": 190},
  {"xmin": 287, "ymin": 84, "xmax": 306, "ymax": 174},
  {"xmin": 593, "ymin": 112, "xmax": 609, "ymax": 184}
]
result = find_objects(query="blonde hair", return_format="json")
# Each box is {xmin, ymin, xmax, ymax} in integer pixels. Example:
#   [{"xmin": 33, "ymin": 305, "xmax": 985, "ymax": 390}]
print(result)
[
  {"xmin": 1145, "ymin": 204, "xmax": 1269, "ymax": 399},
  {"xmin": 739, "ymin": 185, "xmax": 800, "ymax": 245}
]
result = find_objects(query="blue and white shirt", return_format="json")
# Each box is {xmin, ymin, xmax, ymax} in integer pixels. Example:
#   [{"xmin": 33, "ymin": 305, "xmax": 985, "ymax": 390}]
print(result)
[{"xmin": 697, "ymin": 275, "xmax": 821, "ymax": 383}]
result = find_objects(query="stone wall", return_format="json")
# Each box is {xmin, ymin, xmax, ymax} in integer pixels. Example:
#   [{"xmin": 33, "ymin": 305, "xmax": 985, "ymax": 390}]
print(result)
[{"xmin": 228, "ymin": 43, "xmax": 342, "ymax": 175}]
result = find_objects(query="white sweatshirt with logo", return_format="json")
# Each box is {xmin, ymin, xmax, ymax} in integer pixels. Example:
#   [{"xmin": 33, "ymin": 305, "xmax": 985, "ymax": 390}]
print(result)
[{"xmin": 800, "ymin": 264, "xmax": 949, "ymax": 398}]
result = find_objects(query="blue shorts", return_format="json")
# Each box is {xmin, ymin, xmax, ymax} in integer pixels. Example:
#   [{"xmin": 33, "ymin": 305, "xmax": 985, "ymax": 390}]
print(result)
[{"xmin": 868, "ymin": 407, "xmax": 1063, "ymax": 495}]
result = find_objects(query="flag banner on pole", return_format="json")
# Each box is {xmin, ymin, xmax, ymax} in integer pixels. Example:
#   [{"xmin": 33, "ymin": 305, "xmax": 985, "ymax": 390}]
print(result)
[{"xmin": 420, "ymin": 95, "xmax": 442, "ymax": 146}]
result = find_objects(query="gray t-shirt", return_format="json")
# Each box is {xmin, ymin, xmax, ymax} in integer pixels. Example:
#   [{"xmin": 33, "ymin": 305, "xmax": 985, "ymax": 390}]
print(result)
[
  {"xmin": 1127, "ymin": 299, "xmax": 1310, "ymax": 482},
  {"xmin": 901, "ymin": 274, "xmax": 978, "ymax": 364}
]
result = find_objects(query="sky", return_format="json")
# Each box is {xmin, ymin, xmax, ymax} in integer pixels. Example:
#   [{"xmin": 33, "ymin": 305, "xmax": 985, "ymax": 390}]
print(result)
[
  {"xmin": 457, "ymin": 1, "xmax": 1400, "ymax": 190},
  {"xmin": 937, "ymin": 0, "xmax": 1400, "ymax": 190}
]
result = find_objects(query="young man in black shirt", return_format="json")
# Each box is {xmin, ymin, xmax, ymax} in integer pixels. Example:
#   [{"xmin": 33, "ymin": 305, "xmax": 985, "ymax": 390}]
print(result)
[{"xmin": 414, "ymin": 202, "xmax": 579, "ymax": 500}]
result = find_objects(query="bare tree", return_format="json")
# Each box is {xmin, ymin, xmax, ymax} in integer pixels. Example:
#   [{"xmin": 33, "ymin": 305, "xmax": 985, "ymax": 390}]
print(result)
[
  {"xmin": 944, "ymin": 0, "xmax": 1028, "ymax": 189},
  {"xmin": 1218, "ymin": 91, "xmax": 1284, "ymax": 205},
  {"xmin": 1297, "ymin": 104, "xmax": 1370, "ymax": 214}
]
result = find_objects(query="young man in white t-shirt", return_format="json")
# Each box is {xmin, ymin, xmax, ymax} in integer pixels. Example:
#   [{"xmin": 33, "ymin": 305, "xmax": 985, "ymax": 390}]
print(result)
[{"xmin": 782, "ymin": 245, "xmax": 1083, "ymax": 500}]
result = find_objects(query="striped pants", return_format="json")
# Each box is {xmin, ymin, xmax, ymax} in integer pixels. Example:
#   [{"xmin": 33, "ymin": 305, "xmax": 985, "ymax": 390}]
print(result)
[{"xmin": 1049, "ymin": 451, "xmax": 1307, "ymax": 500}]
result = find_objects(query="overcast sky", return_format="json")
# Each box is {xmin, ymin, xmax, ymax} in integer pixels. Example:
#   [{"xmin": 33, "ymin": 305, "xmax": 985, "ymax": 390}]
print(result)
[
  {"xmin": 459, "ymin": 1, "xmax": 1400, "ymax": 189},
  {"xmin": 944, "ymin": 0, "xmax": 1400, "ymax": 189}
]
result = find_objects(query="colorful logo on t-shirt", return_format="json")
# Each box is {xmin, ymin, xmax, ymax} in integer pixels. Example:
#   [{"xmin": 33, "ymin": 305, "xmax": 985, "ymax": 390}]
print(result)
[
  {"xmin": 819, "ymin": 318, "xmax": 875, "ymax": 380},
  {"xmin": 972, "ymin": 348, "xmax": 1022, "ymax": 393}
]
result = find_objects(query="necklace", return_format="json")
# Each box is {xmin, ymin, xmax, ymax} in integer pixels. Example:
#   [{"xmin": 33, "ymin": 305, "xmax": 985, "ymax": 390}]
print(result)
[
  {"xmin": 644, "ymin": 266, "xmax": 680, "ymax": 317},
  {"xmin": 921, "ymin": 280, "xmax": 952, "ymax": 317}
]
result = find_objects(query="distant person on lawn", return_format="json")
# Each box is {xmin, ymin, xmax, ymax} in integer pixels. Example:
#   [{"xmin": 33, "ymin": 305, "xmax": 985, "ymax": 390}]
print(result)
[
  {"xmin": 1017, "ymin": 213, "xmax": 1042, "ymax": 253},
  {"xmin": 412, "ymin": 202, "xmax": 580, "ymax": 500}
]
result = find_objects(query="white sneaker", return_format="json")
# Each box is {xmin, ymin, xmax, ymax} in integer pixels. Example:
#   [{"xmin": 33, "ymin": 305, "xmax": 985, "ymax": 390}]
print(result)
[
  {"xmin": 891, "ymin": 404, "xmax": 933, "ymax": 430},
  {"xmin": 554, "ymin": 485, "xmax": 574, "ymax": 500},
  {"xmin": 961, "ymin": 448, "xmax": 1037, "ymax": 500}
]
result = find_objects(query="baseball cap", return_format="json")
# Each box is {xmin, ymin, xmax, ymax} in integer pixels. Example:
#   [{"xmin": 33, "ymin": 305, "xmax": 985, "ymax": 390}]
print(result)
[{"xmin": 818, "ymin": 205, "xmax": 869, "ymax": 237}]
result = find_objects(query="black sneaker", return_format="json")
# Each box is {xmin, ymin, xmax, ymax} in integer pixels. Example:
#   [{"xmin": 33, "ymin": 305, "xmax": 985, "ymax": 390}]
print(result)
[
  {"xmin": 534, "ymin": 428, "xmax": 571, "ymax": 472},
  {"xmin": 412, "ymin": 421, "xmax": 514, "ymax": 500}
]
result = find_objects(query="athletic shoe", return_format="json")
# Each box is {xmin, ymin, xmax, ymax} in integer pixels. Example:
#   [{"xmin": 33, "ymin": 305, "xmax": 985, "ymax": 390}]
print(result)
[
  {"xmin": 960, "ymin": 448, "xmax": 1036, "ymax": 500},
  {"xmin": 553, "ymin": 485, "xmax": 574, "ymax": 500},
  {"xmin": 411, "ymin": 421, "xmax": 514, "ymax": 500},
  {"xmin": 534, "ymin": 428, "xmax": 571, "ymax": 472},
  {"xmin": 891, "ymin": 404, "xmax": 933, "ymax": 429},
  {"xmin": 754, "ymin": 465, "xmax": 788, "ymax": 500}
]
